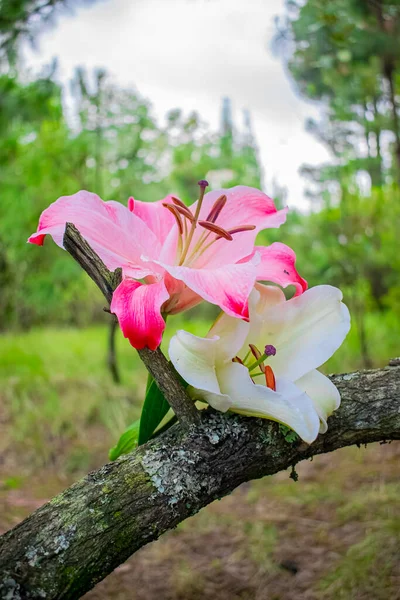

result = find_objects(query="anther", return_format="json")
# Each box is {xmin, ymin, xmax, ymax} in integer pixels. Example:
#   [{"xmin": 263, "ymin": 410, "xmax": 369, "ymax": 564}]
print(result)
[
  {"xmin": 249, "ymin": 344, "xmax": 265, "ymax": 373},
  {"xmin": 232, "ymin": 356, "xmax": 244, "ymax": 365},
  {"xmin": 162, "ymin": 203, "xmax": 184, "ymax": 235},
  {"xmin": 249, "ymin": 344, "xmax": 261, "ymax": 360},
  {"xmin": 206, "ymin": 194, "xmax": 227, "ymax": 223},
  {"xmin": 171, "ymin": 196, "xmax": 190, "ymax": 210},
  {"xmin": 216, "ymin": 224, "xmax": 256, "ymax": 240},
  {"xmin": 265, "ymin": 365, "xmax": 276, "ymax": 391},
  {"xmin": 173, "ymin": 204, "xmax": 195, "ymax": 222},
  {"xmin": 198, "ymin": 221, "xmax": 233, "ymax": 241},
  {"xmin": 226, "ymin": 224, "xmax": 256, "ymax": 235},
  {"xmin": 264, "ymin": 344, "xmax": 277, "ymax": 357}
]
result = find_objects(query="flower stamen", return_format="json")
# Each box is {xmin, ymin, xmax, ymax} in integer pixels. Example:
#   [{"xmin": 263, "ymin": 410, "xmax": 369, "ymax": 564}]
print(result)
[
  {"xmin": 232, "ymin": 356, "xmax": 244, "ymax": 365},
  {"xmin": 248, "ymin": 344, "xmax": 265, "ymax": 373},
  {"xmin": 265, "ymin": 365, "xmax": 276, "ymax": 391},
  {"xmin": 198, "ymin": 221, "xmax": 233, "ymax": 241},
  {"xmin": 205, "ymin": 194, "xmax": 227, "ymax": 223},
  {"xmin": 178, "ymin": 179, "xmax": 209, "ymax": 265},
  {"xmin": 216, "ymin": 224, "xmax": 256, "ymax": 239},
  {"xmin": 162, "ymin": 203, "xmax": 184, "ymax": 235},
  {"xmin": 247, "ymin": 344, "xmax": 277, "ymax": 373}
]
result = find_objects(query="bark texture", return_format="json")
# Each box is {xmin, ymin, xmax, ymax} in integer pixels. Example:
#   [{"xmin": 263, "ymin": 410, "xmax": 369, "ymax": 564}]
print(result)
[{"xmin": 0, "ymin": 364, "xmax": 400, "ymax": 599}]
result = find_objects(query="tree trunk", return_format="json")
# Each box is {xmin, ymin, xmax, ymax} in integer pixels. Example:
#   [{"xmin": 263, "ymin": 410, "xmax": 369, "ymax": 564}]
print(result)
[{"xmin": 0, "ymin": 364, "xmax": 399, "ymax": 599}]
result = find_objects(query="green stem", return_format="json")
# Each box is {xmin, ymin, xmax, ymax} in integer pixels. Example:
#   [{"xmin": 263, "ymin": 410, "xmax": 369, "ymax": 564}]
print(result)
[{"xmin": 247, "ymin": 353, "xmax": 267, "ymax": 372}]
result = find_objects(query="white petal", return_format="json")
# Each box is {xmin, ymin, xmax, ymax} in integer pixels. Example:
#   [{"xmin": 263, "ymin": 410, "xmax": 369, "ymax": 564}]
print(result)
[
  {"xmin": 208, "ymin": 311, "xmax": 250, "ymax": 362},
  {"xmin": 253, "ymin": 285, "xmax": 350, "ymax": 381},
  {"xmin": 168, "ymin": 330, "xmax": 238, "ymax": 413},
  {"xmin": 169, "ymin": 330, "xmax": 220, "ymax": 394},
  {"xmin": 243, "ymin": 284, "xmax": 286, "ymax": 352},
  {"xmin": 217, "ymin": 362, "xmax": 320, "ymax": 444},
  {"xmin": 189, "ymin": 386, "xmax": 233, "ymax": 413},
  {"xmin": 295, "ymin": 369, "xmax": 341, "ymax": 433}
]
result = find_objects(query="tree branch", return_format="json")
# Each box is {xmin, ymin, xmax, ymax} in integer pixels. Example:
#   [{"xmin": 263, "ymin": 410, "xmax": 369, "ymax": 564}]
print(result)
[
  {"xmin": 63, "ymin": 222, "xmax": 200, "ymax": 429},
  {"xmin": 0, "ymin": 364, "xmax": 399, "ymax": 599}
]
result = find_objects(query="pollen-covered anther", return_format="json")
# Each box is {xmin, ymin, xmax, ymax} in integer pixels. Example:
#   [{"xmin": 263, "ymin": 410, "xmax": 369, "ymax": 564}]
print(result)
[
  {"xmin": 232, "ymin": 356, "xmax": 244, "ymax": 365},
  {"xmin": 216, "ymin": 224, "xmax": 256, "ymax": 239},
  {"xmin": 249, "ymin": 344, "xmax": 265, "ymax": 373},
  {"xmin": 265, "ymin": 365, "xmax": 276, "ymax": 391},
  {"xmin": 171, "ymin": 196, "xmax": 188, "ymax": 210},
  {"xmin": 173, "ymin": 204, "xmax": 195, "ymax": 222},
  {"xmin": 205, "ymin": 194, "xmax": 227, "ymax": 223},
  {"xmin": 162, "ymin": 203, "xmax": 184, "ymax": 235},
  {"xmin": 227, "ymin": 224, "xmax": 256, "ymax": 235},
  {"xmin": 170, "ymin": 198, "xmax": 195, "ymax": 222},
  {"xmin": 198, "ymin": 220, "xmax": 233, "ymax": 241}
]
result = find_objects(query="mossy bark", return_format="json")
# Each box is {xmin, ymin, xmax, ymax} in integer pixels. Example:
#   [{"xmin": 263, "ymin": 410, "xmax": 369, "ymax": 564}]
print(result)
[{"xmin": 1, "ymin": 365, "xmax": 400, "ymax": 599}]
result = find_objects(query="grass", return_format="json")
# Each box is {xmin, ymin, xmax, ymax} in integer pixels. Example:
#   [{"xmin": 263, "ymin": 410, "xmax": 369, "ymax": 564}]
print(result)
[{"xmin": 0, "ymin": 310, "xmax": 399, "ymax": 599}]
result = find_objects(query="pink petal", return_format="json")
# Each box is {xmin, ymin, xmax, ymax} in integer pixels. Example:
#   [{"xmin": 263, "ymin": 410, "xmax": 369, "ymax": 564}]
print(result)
[
  {"xmin": 157, "ymin": 259, "xmax": 259, "ymax": 319},
  {"xmin": 254, "ymin": 243, "xmax": 307, "ymax": 296},
  {"xmin": 188, "ymin": 186, "xmax": 288, "ymax": 268},
  {"xmin": 193, "ymin": 186, "xmax": 287, "ymax": 230},
  {"xmin": 28, "ymin": 191, "xmax": 161, "ymax": 279},
  {"xmin": 110, "ymin": 278, "xmax": 170, "ymax": 350},
  {"xmin": 128, "ymin": 195, "xmax": 177, "ymax": 244},
  {"xmin": 162, "ymin": 274, "xmax": 202, "ymax": 315}
]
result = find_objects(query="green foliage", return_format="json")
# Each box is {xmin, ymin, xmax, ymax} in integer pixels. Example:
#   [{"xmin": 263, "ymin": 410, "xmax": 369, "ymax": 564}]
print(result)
[
  {"xmin": 137, "ymin": 378, "xmax": 171, "ymax": 446},
  {"xmin": 277, "ymin": 0, "xmax": 400, "ymax": 191},
  {"xmin": 109, "ymin": 419, "xmax": 140, "ymax": 461},
  {"xmin": 0, "ymin": 0, "xmax": 97, "ymax": 66},
  {"xmin": 279, "ymin": 424, "xmax": 299, "ymax": 444}
]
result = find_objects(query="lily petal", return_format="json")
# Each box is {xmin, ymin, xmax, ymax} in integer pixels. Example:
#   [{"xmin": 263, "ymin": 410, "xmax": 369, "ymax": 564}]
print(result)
[
  {"xmin": 254, "ymin": 242, "xmax": 307, "ymax": 296},
  {"xmin": 196, "ymin": 186, "xmax": 287, "ymax": 232},
  {"xmin": 169, "ymin": 330, "xmax": 232, "ymax": 411},
  {"xmin": 28, "ymin": 191, "xmax": 160, "ymax": 279},
  {"xmin": 208, "ymin": 309, "xmax": 250, "ymax": 362},
  {"xmin": 155, "ymin": 259, "xmax": 259, "ymax": 320},
  {"xmin": 188, "ymin": 186, "xmax": 288, "ymax": 268},
  {"xmin": 217, "ymin": 362, "xmax": 320, "ymax": 444},
  {"xmin": 111, "ymin": 278, "xmax": 169, "ymax": 350},
  {"xmin": 251, "ymin": 285, "xmax": 351, "ymax": 382},
  {"xmin": 128, "ymin": 195, "xmax": 177, "ymax": 244},
  {"xmin": 295, "ymin": 369, "xmax": 341, "ymax": 433}
]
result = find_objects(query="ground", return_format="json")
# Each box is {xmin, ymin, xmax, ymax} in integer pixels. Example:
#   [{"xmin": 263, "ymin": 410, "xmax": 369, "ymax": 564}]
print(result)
[{"xmin": 0, "ymin": 323, "xmax": 399, "ymax": 599}]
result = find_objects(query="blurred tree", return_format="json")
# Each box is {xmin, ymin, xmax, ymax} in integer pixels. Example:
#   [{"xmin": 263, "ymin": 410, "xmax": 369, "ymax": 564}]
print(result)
[
  {"xmin": 0, "ymin": 0, "xmax": 97, "ymax": 67},
  {"xmin": 275, "ymin": 0, "xmax": 400, "ymax": 188},
  {"xmin": 166, "ymin": 98, "xmax": 263, "ymax": 203}
]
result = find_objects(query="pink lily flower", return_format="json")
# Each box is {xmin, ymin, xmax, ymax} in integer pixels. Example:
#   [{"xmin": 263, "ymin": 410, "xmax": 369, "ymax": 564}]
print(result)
[{"xmin": 28, "ymin": 181, "xmax": 307, "ymax": 350}]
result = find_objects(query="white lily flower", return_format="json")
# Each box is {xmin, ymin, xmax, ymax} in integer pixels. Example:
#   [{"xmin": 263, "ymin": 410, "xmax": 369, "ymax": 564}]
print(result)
[{"xmin": 169, "ymin": 284, "xmax": 350, "ymax": 444}]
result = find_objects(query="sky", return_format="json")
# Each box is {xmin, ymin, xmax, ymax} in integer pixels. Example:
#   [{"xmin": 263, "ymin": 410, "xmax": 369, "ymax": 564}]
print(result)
[{"xmin": 23, "ymin": 0, "xmax": 331, "ymax": 209}]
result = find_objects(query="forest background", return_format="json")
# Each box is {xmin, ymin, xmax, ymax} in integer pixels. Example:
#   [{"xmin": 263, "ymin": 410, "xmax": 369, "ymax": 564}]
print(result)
[{"xmin": 0, "ymin": 1, "xmax": 399, "ymax": 599}]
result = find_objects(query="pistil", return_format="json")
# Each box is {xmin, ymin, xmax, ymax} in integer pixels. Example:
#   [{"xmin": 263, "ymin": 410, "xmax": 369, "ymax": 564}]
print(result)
[{"xmin": 178, "ymin": 180, "xmax": 209, "ymax": 265}]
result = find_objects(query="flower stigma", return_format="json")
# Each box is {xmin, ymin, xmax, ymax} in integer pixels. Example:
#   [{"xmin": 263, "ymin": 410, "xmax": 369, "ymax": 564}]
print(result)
[{"xmin": 238, "ymin": 343, "xmax": 277, "ymax": 390}]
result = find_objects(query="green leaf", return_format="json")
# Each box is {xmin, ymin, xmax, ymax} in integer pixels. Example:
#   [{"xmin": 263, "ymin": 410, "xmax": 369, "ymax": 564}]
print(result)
[
  {"xmin": 109, "ymin": 419, "xmax": 140, "ymax": 461},
  {"xmin": 279, "ymin": 424, "xmax": 299, "ymax": 444},
  {"xmin": 138, "ymin": 378, "xmax": 171, "ymax": 446}
]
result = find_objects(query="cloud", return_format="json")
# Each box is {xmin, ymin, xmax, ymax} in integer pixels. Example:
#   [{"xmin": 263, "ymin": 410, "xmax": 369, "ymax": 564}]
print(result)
[{"xmin": 23, "ymin": 0, "xmax": 331, "ymax": 208}]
